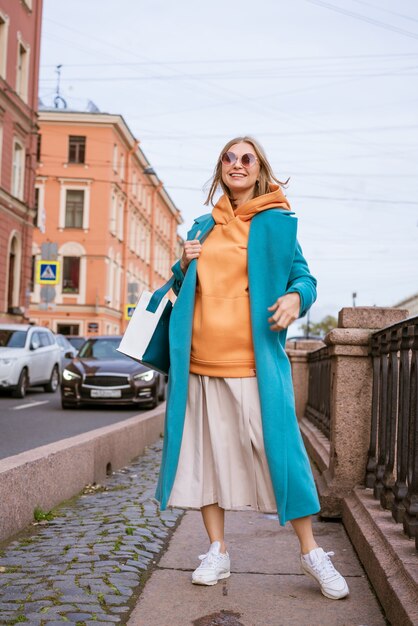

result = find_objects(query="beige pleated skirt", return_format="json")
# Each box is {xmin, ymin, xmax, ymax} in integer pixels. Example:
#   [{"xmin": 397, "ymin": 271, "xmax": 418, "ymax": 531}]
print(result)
[{"xmin": 166, "ymin": 373, "xmax": 278, "ymax": 513}]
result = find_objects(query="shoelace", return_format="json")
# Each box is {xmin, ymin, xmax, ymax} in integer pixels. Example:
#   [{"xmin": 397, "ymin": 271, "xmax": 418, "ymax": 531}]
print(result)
[
  {"xmin": 197, "ymin": 550, "xmax": 224, "ymax": 568},
  {"xmin": 310, "ymin": 550, "xmax": 340, "ymax": 582}
]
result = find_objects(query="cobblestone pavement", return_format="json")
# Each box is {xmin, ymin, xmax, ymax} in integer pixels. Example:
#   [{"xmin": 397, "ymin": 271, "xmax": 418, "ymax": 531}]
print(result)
[{"xmin": 0, "ymin": 438, "xmax": 184, "ymax": 626}]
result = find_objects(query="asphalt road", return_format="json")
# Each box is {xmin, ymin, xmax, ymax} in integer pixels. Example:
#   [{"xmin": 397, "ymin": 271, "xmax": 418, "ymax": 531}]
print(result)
[{"xmin": 0, "ymin": 387, "xmax": 158, "ymax": 460}]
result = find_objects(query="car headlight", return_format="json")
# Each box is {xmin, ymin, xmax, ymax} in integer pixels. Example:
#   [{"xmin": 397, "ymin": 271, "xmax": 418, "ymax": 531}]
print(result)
[
  {"xmin": 133, "ymin": 370, "xmax": 154, "ymax": 382},
  {"xmin": 0, "ymin": 358, "xmax": 17, "ymax": 365},
  {"xmin": 63, "ymin": 369, "xmax": 81, "ymax": 381}
]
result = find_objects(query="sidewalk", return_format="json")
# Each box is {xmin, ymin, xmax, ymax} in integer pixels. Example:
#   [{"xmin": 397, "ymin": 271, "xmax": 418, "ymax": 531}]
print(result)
[
  {"xmin": 0, "ymin": 438, "xmax": 184, "ymax": 626},
  {"xmin": 0, "ymin": 436, "xmax": 387, "ymax": 626},
  {"xmin": 128, "ymin": 509, "xmax": 387, "ymax": 626}
]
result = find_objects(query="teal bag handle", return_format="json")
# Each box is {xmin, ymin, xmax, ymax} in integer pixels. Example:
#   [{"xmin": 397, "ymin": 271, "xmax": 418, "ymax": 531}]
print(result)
[{"xmin": 146, "ymin": 276, "xmax": 175, "ymax": 314}]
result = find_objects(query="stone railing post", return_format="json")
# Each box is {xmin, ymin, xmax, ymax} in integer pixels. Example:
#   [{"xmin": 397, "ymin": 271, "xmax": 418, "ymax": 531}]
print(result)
[
  {"xmin": 319, "ymin": 306, "xmax": 409, "ymax": 517},
  {"xmin": 287, "ymin": 339, "xmax": 325, "ymax": 420}
]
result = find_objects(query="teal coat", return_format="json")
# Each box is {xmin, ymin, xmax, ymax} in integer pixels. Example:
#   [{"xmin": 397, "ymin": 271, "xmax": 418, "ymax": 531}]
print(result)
[{"xmin": 155, "ymin": 208, "xmax": 320, "ymax": 525}]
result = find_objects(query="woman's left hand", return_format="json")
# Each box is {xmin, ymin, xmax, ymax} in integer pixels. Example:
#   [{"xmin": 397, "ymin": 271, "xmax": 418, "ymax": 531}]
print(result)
[{"xmin": 267, "ymin": 292, "xmax": 301, "ymax": 331}]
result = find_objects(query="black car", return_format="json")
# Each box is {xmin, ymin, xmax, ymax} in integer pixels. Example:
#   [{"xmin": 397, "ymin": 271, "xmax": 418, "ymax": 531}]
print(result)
[
  {"xmin": 60, "ymin": 336, "xmax": 166, "ymax": 410},
  {"xmin": 66, "ymin": 335, "xmax": 88, "ymax": 351}
]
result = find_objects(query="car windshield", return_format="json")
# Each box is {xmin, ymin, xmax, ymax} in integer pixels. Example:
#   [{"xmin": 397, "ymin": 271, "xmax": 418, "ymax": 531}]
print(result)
[
  {"xmin": 68, "ymin": 337, "xmax": 86, "ymax": 350},
  {"xmin": 0, "ymin": 330, "xmax": 27, "ymax": 348},
  {"xmin": 78, "ymin": 338, "xmax": 131, "ymax": 361}
]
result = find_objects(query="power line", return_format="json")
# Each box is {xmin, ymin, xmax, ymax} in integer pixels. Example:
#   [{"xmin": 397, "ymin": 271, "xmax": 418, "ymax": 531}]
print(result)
[
  {"xmin": 303, "ymin": 0, "xmax": 418, "ymax": 41},
  {"xmin": 163, "ymin": 185, "xmax": 418, "ymax": 205},
  {"xmin": 39, "ymin": 51, "xmax": 418, "ymax": 68},
  {"xmin": 38, "ymin": 67, "xmax": 418, "ymax": 82},
  {"xmin": 350, "ymin": 0, "xmax": 418, "ymax": 25}
]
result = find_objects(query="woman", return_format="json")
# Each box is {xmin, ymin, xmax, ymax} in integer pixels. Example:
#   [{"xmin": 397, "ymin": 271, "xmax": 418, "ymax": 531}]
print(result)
[{"xmin": 154, "ymin": 136, "xmax": 349, "ymax": 600}]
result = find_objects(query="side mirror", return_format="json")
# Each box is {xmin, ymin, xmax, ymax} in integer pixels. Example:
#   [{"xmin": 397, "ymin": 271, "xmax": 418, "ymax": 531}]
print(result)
[
  {"xmin": 65, "ymin": 351, "xmax": 74, "ymax": 358},
  {"xmin": 30, "ymin": 339, "xmax": 40, "ymax": 350}
]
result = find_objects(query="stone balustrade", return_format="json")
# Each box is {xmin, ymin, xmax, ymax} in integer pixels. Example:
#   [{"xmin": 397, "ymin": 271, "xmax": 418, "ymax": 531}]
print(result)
[{"xmin": 287, "ymin": 306, "xmax": 418, "ymax": 626}]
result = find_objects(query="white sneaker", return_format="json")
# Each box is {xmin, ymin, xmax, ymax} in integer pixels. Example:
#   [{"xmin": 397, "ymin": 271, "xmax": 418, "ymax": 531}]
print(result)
[
  {"xmin": 192, "ymin": 540, "xmax": 231, "ymax": 586},
  {"xmin": 301, "ymin": 547, "xmax": 349, "ymax": 600}
]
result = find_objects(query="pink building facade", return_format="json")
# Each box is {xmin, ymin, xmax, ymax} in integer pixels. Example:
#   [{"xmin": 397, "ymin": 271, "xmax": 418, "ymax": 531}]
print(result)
[
  {"xmin": 28, "ymin": 110, "xmax": 182, "ymax": 336},
  {"xmin": 0, "ymin": 0, "xmax": 43, "ymax": 322}
]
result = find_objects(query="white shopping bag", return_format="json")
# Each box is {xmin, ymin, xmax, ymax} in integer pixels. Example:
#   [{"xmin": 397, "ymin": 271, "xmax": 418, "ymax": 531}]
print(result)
[{"xmin": 117, "ymin": 275, "xmax": 175, "ymax": 374}]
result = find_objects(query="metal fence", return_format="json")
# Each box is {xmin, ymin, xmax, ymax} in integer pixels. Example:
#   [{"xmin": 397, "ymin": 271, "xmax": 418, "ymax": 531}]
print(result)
[
  {"xmin": 306, "ymin": 345, "xmax": 331, "ymax": 439},
  {"xmin": 365, "ymin": 315, "xmax": 418, "ymax": 549}
]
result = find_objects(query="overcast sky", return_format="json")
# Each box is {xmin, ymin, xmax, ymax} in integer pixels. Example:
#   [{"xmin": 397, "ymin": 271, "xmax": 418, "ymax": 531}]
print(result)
[{"xmin": 38, "ymin": 0, "xmax": 418, "ymax": 328}]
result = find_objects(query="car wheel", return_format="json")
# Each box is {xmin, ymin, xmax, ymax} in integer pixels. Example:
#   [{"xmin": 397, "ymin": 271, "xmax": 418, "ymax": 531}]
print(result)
[
  {"xmin": 44, "ymin": 365, "xmax": 60, "ymax": 393},
  {"xmin": 61, "ymin": 399, "xmax": 75, "ymax": 409},
  {"xmin": 12, "ymin": 369, "xmax": 29, "ymax": 399}
]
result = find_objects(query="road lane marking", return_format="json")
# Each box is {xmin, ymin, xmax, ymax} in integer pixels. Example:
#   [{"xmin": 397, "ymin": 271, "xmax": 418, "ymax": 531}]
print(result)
[{"xmin": 13, "ymin": 400, "xmax": 50, "ymax": 410}]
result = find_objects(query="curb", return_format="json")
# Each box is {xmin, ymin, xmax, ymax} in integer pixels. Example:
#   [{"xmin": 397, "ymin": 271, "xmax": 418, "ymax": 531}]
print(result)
[{"xmin": 0, "ymin": 405, "xmax": 165, "ymax": 543}]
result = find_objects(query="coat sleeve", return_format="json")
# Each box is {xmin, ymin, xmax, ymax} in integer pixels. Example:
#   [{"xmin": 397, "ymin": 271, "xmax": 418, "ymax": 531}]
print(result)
[
  {"xmin": 284, "ymin": 239, "xmax": 317, "ymax": 318},
  {"xmin": 171, "ymin": 259, "xmax": 185, "ymax": 297},
  {"xmin": 170, "ymin": 219, "xmax": 204, "ymax": 296}
]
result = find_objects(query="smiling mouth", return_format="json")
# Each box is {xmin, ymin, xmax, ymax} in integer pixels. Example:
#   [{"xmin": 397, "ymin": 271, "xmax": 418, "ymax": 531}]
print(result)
[{"xmin": 229, "ymin": 173, "xmax": 246, "ymax": 178}]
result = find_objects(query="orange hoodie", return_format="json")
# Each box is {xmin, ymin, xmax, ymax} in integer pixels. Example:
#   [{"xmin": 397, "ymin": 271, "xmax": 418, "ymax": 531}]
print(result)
[{"xmin": 189, "ymin": 184, "xmax": 291, "ymax": 377}]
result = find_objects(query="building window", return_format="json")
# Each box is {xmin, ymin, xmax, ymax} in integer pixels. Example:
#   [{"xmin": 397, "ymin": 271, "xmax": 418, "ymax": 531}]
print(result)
[
  {"xmin": 112, "ymin": 144, "xmax": 118, "ymax": 172},
  {"xmin": 29, "ymin": 255, "xmax": 36, "ymax": 292},
  {"xmin": 68, "ymin": 135, "xmax": 86, "ymax": 164},
  {"xmin": 12, "ymin": 141, "xmax": 25, "ymax": 199},
  {"xmin": 109, "ymin": 194, "xmax": 117, "ymax": 235},
  {"xmin": 33, "ymin": 187, "xmax": 39, "ymax": 226},
  {"xmin": 65, "ymin": 190, "xmax": 84, "ymax": 228},
  {"xmin": 117, "ymin": 199, "xmax": 124, "ymax": 240},
  {"xmin": 119, "ymin": 154, "xmax": 125, "ymax": 180},
  {"xmin": 62, "ymin": 257, "xmax": 80, "ymax": 293},
  {"xmin": 7, "ymin": 236, "xmax": 21, "ymax": 312},
  {"xmin": 57, "ymin": 323, "xmax": 79, "ymax": 335},
  {"xmin": 0, "ymin": 14, "xmax": 9, "ymax": 79},
  {"xmin": 16, "ymin": 40, "xmax": 29, "ymax": 102},
  {"xmin": 0, "ymin": 125, "xmax": 3, "ymax": 186},
  {"xmin": 36, "ymin": 134, "xmax": 41, "ymax": 162}
]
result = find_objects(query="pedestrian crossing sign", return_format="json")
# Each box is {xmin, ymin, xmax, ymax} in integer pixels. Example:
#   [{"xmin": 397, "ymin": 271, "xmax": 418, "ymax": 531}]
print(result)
[
  {"xmin": 36, "ymin": 260, "xmax": 60, "ymax": 285},
  {"xmin": 125, "ymin": 304, "xmax": 136, "ymax": 320}
]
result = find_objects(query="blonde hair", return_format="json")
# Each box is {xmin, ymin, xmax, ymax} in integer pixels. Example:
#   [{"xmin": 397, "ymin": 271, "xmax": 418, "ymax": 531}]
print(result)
[{"xmin": 204, "ymin": 135, "xmax": 289, "ymax": 207}]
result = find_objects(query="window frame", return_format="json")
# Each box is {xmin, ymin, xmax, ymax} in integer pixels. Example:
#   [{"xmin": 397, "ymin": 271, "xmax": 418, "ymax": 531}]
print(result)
[
  {"xmin": 62, "ymin": 256, "xmax": 81, "ymax": 294},
  {"xmin": 0, "ymin": 12, "xmax": 9, "ymax": 80},
  {"xmin": 64, "ymin": 188, "xmax": 85, "ymax": 229},
  {"xmin": 15, "ymin": 34, "xmax": 30, "ymax": 103},
  {"xmin": 11, "ymin": 139, "xmax": 25, "ymax": 200},
  {"xmin": 59, "ymin": 183, "xmax": 91, "ymax": 231},
  {"xmin": 68, "ymin": 135, "xmax": 86, "ymax": 164}
]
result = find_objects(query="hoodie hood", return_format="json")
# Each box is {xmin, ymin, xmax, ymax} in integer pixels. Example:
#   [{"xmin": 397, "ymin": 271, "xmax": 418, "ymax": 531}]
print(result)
[{"xmin": 212, "ymin": 183, "xmax": 291, "ymax": 225}]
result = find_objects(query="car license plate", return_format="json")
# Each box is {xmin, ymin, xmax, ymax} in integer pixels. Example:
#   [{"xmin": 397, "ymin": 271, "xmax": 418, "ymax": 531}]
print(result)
[{"xmin": 90, "ymin": 389, "xmax": 122, "ymax": 398}]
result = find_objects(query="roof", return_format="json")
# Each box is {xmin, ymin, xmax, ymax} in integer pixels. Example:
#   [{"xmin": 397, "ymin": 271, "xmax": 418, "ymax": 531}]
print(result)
[{"xmin": 38, "ymin": 109, "xmax": 183, "ymax": 222}]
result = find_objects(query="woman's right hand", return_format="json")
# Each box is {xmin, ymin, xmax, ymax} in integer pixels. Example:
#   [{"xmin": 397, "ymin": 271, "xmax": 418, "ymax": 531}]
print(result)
[{"xmin": 180, "ymin": 230, "xmax": 202, "ymax": 273}]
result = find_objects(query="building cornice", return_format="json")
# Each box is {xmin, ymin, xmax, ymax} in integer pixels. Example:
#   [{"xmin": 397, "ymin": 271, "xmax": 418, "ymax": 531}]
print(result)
[{"xmin": 38, "ymin": 110, "xmax": 182, "ymax": 221}]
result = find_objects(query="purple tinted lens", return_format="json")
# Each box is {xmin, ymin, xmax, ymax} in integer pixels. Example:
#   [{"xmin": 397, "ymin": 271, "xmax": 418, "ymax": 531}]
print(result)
[
  {"xmin": 221, "ymin": 151, "xmax": 236, "ymax": 165},
  {"xmin": 241, "ymin": 153, "xmax": 256, "ymax": 167}
]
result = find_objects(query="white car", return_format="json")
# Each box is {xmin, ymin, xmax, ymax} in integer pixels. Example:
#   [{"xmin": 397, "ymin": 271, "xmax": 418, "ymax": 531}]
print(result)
[
  {"xmin": 55, "ymin": 333, "xmax": 78, "ymax": 370},
  {"xmin": 0, "ymin": 324, "xmax": 61, "ymax": 398}
]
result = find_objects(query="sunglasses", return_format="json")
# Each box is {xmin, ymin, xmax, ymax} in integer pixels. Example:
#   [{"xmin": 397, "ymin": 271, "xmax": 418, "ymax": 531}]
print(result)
[{"xmin": 221, "ymin": 151, "xmax": 258, "ymax": 168}]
